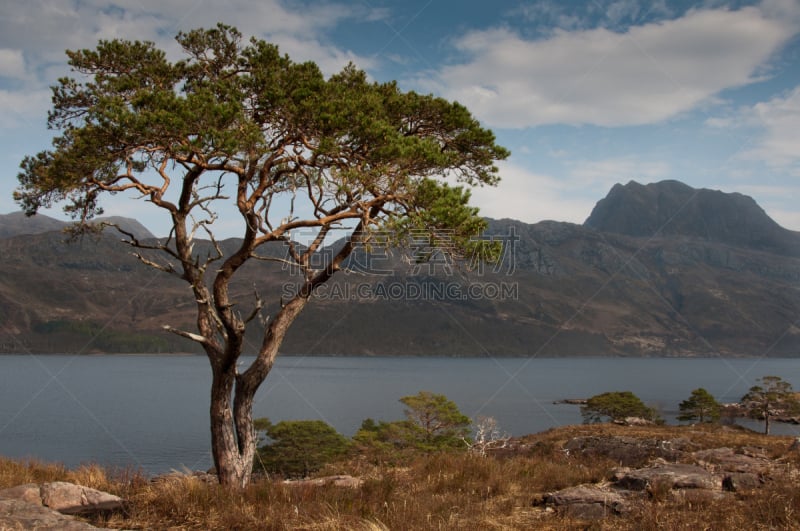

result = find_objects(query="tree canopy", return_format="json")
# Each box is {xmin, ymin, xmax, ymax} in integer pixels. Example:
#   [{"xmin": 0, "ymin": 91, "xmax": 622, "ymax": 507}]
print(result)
[
  {"xmin": 581, "ymin": 391, "xmax": 660, "ymax": 424},
  {"xmin": 15, "ymin": 24, "xmax": 508, "ymax": 487},
  {"xmin": 254, "ymin": 419, "xmax": 351, "ymax": 478},
  {"xmin": 741, "ymin": 376, "xmax": 800, "ymax": 435},
  {"xmin": 355, "ymin": 391, "xmax": 472, "ymax": 451},
  {"xmin": 677, "ymin": 388, "xmax": 721, "ymax": 424}
]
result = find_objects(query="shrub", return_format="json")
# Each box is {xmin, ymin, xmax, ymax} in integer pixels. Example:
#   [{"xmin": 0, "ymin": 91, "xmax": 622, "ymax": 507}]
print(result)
[{"xmin": 254, "ymin": 419, "xmax": 351, "ymax": 478}]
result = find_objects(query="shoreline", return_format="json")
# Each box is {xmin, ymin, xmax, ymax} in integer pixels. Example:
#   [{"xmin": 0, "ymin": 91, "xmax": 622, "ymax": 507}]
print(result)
[{"xmin": 0, "ymin": 352, "xmax": 794, "ymax": 359}]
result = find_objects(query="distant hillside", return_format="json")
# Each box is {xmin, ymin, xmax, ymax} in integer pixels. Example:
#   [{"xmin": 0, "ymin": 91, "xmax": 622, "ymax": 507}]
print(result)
[
  {"xmin": 584, "ymin": 180, "xmax": 800, "ymax": 257},
  {"xmin": 0, "ymin": 212, "xmax": 155, "ymax": 241},
  {"xmin": 0, "ymin": 212, "xmax": 65, "ymax": 238},
  {"xmin": 1, "ymin": 181, "xmax": 798, "ymax": 357}
]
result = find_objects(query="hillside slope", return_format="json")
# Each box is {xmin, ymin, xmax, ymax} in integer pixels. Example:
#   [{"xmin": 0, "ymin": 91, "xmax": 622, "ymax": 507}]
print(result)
[{"xmin": 1, "ymin": 180, "xmax": 798, "ymax": 356}]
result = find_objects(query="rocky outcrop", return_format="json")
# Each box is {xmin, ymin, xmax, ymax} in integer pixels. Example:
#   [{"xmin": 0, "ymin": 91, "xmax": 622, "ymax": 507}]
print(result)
[
  {"xmin": 0, "ymin": 498, "xmax": 104, "ymax": 530},
  {"xmin": 692, "ymin": 447, "xmax": 775, "ymax": 492},
  {"xmin": 0, "ymin": 481, "xmax": 123, "ymax": 529},
  {"xmin": 611, "ymin": 462, "xmax": 718, "ymax": 491},
  {"xmin": 537, "ymin": 485, "xmax": 629, "ymax": 518},
  {"xmin": 544, "ymin": 436, "xmax": 792, "ymax": 518},
  {"xmin": 38, "ymin": 481, "xmax": 124, "ymax": 515},
  {"xmin": 563, "ymin": 436, "xmax": 694, "ymax": 466}
]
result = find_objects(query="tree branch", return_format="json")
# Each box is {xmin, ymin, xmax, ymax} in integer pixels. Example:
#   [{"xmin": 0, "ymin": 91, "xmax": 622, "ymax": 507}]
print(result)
[{"xmin": 163, "ymin": 325, "xmax": 209, "ymax": 345}]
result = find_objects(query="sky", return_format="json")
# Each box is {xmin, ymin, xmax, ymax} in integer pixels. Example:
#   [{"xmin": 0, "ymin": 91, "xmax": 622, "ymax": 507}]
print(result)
[{"xmin": 2, "ymin": 0, "xmax": 800, "ymax": 236}]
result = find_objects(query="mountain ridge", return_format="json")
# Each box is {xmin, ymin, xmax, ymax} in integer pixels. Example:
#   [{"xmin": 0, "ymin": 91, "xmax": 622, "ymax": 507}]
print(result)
[{"xmin": 1, "ymin": 180, "xmax": 798, "ymax": 357}]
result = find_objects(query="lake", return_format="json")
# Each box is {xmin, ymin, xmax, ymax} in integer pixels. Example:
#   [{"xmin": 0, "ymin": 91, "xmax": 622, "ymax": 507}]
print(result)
[{"xmin": 1, "ymin": 355, "xmax": 799, "ymax": 474}]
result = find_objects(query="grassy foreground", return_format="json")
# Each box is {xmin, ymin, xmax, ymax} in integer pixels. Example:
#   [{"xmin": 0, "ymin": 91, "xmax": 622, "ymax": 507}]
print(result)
[{"xmin": 2, "ymin": 423, "xmax": 800, "ymax": 530}]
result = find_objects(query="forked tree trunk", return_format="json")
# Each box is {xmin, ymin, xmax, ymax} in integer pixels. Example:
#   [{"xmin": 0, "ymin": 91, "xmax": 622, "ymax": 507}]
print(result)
[
  {"xmin": 210, "ymin": 366, "xmax": 252, "ymax": 488},
  {"xmin": 209, "ymin": 296, "xmax": 310, "ymax": 488}
]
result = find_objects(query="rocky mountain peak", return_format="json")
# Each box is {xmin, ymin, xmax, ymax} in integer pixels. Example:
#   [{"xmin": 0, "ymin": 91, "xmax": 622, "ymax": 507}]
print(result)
[{"xmin": 584, "ymin": 180, "xmax": 800, "ymax": 256}]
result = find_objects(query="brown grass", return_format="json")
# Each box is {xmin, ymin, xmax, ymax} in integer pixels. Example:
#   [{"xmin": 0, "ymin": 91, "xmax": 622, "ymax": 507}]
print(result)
[{"xmin": 2, "ymin": 423, "xmax": 799, "ymax": 530}]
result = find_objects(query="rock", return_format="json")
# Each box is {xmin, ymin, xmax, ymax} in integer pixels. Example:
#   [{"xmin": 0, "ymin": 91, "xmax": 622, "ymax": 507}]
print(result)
[
  {"xmin": 540, "ymin": 485, "xmax": 628, "ymax": 518},
  {"xmin": 151, "ymin": 470, "xmax": 217, "ymax": 484},
  {"xmin": 613, "ymin": 463, "xmax": 718, "ymax": 491},
  {"xmin": 693, "ymin": 447, "xmax": 771, "ymax": 475},
  {"xmin": 328, "ymin": 475, "xmax": 364, "ymax": 488},
  {"xmin": 283, "ymin": 475, "xmax": 364, "ymax": 488},
  {"xmin": 39, "ymin": 482, "xmax": 124, "ymax": 515},
  {"xmin": 563, "ymin": 436, "xmax": 690, "ymax": 466},
  {"xmin": 615, "ymin": 417, "xmax": 654, "ymax": 426},
  {"xmin": 788, "ymin": 437, "xmax": 800, "ymax": 452},
  {"xmin": 0, "ymin": 498, "xmax": 104, "ymax": 530},
  {"xmin": 722, "ymin": 472, "xmax": 762, "ymax": 492},
  {"xmin": 670, "ymin": 488, "xmax": 731, "ymax": 504},
  {"xmin": 0, "ymin": 483, "xmax": 43, "ymax": 505}
]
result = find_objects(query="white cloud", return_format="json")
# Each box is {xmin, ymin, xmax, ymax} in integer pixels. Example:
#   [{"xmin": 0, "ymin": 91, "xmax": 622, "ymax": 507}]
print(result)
[
  {"xmin": 708, "ymin": 83, "xmax": 800, "ymax": 173},
  {"xmin": 0, "ymin": 0, "xmax": 376, "ymax": 75},
  {"xmin": 437, "ymin": 2, "xmax": 799, "ymax": 128},
  {"xmin": 568, "ymin": 157, "xmax": 670, "ymax": 188},
  {"xmin": 0, "ymin": 49, "xmax": 27, "ymax": 80},
  {"xmin": 0, "ymin": 1, "xmax": 379, "ymax": 128},
  {"xmin": 769, "ymin": 209, "xmax": 800, "ymax": 231},
  {"xmin": 468, "ymin": 155, "xmax": 674, "ymax": 225},
  {"xmin": 0, "ymin": 89, "xmax": 50, "ymax": 129},
  {"xmin": 469, "ymin": 161, "xmax": 597, "ymax": 224},
  {"xmin": 739, "ymin": 86, "xmax": 800, "ymax": 170}
]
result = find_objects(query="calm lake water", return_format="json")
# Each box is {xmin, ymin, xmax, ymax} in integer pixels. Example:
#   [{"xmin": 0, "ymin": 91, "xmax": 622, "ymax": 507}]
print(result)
[{"xmin": 1, "ymin": 355, "xmax": 799, "ymax": 474}]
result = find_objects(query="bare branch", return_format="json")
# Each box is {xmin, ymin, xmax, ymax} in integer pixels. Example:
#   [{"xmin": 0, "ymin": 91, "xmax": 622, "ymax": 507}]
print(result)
[
  {"xmin": 243, "ymin": 285, "xmax": 264, "ymax": 324},
  {"xmin": 301, "ymin": 224, "xmax": 332, "ymax": 266},
  {"xmin": 163, "ymin": 325, "xmax": 208, "ymax": 345},
  {"xmin": 132, "ymin": 252, "xmax": 178, "ymax": 276}
]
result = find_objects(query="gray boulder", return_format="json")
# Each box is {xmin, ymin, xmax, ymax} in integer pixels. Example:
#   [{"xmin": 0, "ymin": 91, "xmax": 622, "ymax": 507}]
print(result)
[
  {"xmin": 563, "ymin": 436, "xmax": 690, "ymax": 466},
  {"xmin": 613, "ymin": 463, "xmax": 718, "ymax": 491},
  {"xmin": 540, "ymin": 485, "xmax": 629, "ymax": 519},
  {"xmin": 0, "ymin": 498, "xmax": 103, "ymax": 530},
  {"xmin": 39, "ymin": 482, "xmax": 124, "ymax": 515},
  {"xmin": 0, "ymin": 483, "xmax": 42, "ymax": 505},
  {"xmin": 693, "ymin": 447, "xmax": 771, "ymax": 474}
]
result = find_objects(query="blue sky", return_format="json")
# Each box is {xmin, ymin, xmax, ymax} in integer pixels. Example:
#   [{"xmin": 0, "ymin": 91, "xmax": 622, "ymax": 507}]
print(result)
[{"xmin": 1, "ymin": 0, "xmax": 799, "ymax": 235}]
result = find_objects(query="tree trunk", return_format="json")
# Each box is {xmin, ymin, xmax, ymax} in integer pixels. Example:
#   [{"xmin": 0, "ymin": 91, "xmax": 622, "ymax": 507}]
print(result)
[
  {"xmin": 765, "ymin": 412, "xmax": 771, "ymax": 435},
  {"xmin": 209, "ymin": 296, "xmax": 310, "ymax": 488},
  {"xmin": 210, "ymin": 365, "xmax": 252, "ymax": 488}
]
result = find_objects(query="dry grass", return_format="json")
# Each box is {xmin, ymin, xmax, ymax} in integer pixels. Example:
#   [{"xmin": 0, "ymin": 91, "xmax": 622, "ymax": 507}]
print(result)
[{"xmin": 2, "ymin": 423, "xmax": 799, "ymax": 530}]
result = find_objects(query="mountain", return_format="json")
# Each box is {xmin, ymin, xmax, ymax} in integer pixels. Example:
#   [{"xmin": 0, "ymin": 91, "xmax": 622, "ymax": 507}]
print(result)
[
  {"xmin": 1, "ymin": 180, "xmax": 798, "ymax": 357},
  {"xmin": 0, "ymin": 212, "xmax": 65, "ymax": 238},
  {"xmin": 584, "ymin": 180, "xmax": 800, "ymax": 257},
  {"xmin": 0, "ymin": 212, "xmax": 155, "ymax": 241}
]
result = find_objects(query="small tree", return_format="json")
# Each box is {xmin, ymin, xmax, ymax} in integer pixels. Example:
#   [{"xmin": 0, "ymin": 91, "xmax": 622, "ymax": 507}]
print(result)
[
  {"xmin": 15, "ymin": 25, "xmax": 508, "ymax": 487},
  {"xmin": 467, "ymin": 416, "xmax": 510, "ymax": 456},
  {"xmin": 353, "ymin": 418, "xmax": 408, "ymax": 452},
  {"xmin": 254, "ymin": 419, "xmax": 351, "ymax": 478},
  {"xmin": 581, "ymin": 391, "xmax": 659, "ymax": 424},
  {"xmin": 354, "ymin": 391, "xmax": 471, "ymax": 451},
  {"xmin": 741, "ymin": 376, "xmax": 800, "ymax": 435},
  {"xmin": 677, "ymin": 388, "xmax": 721, "ymax": 423},
  {"xmin": 400, "ymin": 391, "xmax": 472, "ymax": 449}
]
